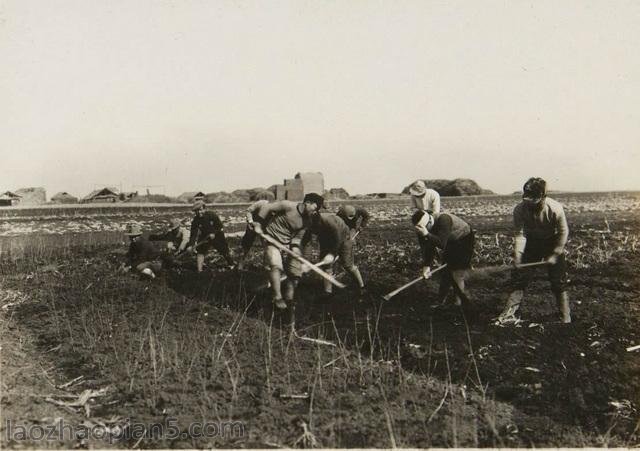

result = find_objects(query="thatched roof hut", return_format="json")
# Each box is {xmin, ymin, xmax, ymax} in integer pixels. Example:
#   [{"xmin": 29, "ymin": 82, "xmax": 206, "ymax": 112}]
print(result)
[
  {"xmin": 0, "ymin": 191, "xmax": 21, "ymax": 207},
  {"xmin": 82, "ymin": 187, "xmax": 118, "ymax": 203}
]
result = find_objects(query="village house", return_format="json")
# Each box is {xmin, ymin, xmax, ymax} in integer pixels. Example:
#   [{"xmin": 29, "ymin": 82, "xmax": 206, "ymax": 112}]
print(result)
[
  {"xmin": 81, "ymin": 187, "xmax": 119, "ymax": 203},
  {"xmin": 0, "ymin": 191, "xmax": 22, "ymax": 207}
]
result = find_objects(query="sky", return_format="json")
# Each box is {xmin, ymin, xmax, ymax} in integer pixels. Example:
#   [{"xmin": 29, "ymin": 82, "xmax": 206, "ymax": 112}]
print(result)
[{"xmin": 1, "ymin": 0, "xmax": 639, "ymax": 197}]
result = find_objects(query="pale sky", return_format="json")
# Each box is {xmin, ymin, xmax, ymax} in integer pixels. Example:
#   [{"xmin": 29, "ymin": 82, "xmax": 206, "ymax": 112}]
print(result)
[{"xmin": 1, "ymin": 0, "xmax": 639, "ymax": 197}]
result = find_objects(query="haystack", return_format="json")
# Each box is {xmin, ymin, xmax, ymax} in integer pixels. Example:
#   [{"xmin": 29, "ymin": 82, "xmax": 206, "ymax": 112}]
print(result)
[
  {"xmin": 324, "ymin": 188, "xmax": 350, "ymax": 200},
  {"xmin": 51, "ymin": 192, "xmax": 78, "ymax": 204},
  {"xmin": 15, "ymin": 187, "xmax": 46, "ymax": 205},
  {"xmin": 402, "ymin": 179, "xmax": 492, "ymax": 196}
]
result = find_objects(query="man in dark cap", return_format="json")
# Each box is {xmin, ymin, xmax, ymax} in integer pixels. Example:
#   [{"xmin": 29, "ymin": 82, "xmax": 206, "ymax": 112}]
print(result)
[
  {"xmin": 336, "ymin": 204, "xmax": 370, "ymax": 240},
  {"xmin": 497, "ymin": 177, "xmax": 571, "ymax": 324},
  {"xmin": 252, "ymin": 193, "xmax": 324, "ymax": 309},
  {"xmin": 186, "ymin": 200, "xmax": 235, "ymax": 272},
  {"xmin": 150, "ymin": 218, "xmax": 190, "ymax": 255}
]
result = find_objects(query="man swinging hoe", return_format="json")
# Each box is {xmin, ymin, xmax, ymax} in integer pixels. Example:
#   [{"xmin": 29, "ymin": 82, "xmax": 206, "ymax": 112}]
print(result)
[{"xmin": 498, "ymin": 177, "xmax": 572, "ymax": 324}]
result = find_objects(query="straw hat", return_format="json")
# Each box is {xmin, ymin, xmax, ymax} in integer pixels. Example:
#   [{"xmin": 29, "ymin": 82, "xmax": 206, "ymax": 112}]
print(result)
[{"xmin": 124, "ymin": 223, "xmax": 143, "ymax": 236}]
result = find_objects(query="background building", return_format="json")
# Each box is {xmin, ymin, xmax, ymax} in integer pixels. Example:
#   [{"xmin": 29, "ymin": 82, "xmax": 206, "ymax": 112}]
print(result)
[
  {"xmin": 274, "ymin": 172, "xmax": 324, "ymax": 201},
  {"xmin": 0, "ymin": 191, "xmax": 22, "ymax": 207},
  {"xmin": 82, "ymin": 187, "xmax": 119, "ymax": 203}
]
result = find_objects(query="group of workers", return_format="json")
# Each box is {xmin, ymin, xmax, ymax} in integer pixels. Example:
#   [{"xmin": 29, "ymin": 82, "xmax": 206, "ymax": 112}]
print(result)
[{"xmin": 122, "ymin": 176, "xmax": 572, "ymax": 324}]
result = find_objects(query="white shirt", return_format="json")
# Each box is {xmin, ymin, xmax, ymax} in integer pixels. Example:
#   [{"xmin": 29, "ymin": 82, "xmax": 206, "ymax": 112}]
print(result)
[{"xmin": 411, "ymin": 189, "xmax": 441, "ymax": 214}]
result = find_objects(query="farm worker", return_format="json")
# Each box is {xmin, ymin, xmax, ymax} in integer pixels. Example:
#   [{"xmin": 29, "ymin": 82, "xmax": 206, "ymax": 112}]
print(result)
[
  {"xmin": 149, "ymin": 218, "xmax": 190, "ymax": 254},
  {"xmin": 336, "ymin": 204, "xmax": 370, "ymax": 239},
  {"xmin": 123, "ymin": 223, "xmax": 162, "ymax": 279},
  {"xmin": 409, "ymin": 180, "xmax": 441, "ymax": 214},
  {"xmin": 411, "ymin": 209, "xmax": 475, "ymax": 306},
  {"xmin": 252, "ymin": 193, "xmax": 325, "ymax": 310},
  {"xmin": 302, "ymin": 212, "xmax": 366, "ymax": 297},
  {"xmin": 498, "ymin": 177, "xmax": 571, "ymax": 323},
  {"xmin": 186, "ymin": 200, "xmax": 236, "ymax": 272},
  {"xmin": 237, "ymin": 192, "xmax": 274, "ymax": 270}
]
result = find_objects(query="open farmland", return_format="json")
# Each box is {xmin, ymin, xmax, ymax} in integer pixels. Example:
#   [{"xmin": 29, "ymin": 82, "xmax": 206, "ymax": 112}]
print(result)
[{"xmin": 1, "ymin": 191, "xmax": 639, "ymax": 447}]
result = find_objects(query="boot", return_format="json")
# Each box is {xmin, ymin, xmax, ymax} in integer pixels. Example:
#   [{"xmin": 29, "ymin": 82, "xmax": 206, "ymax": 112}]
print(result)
[
  {"xmin": 555, "ymin": 291, "xmax": 572, "ymax": 323},
  {"xmin": 498, "ymin": 290, "xmax": 523, "ymax": 322}
]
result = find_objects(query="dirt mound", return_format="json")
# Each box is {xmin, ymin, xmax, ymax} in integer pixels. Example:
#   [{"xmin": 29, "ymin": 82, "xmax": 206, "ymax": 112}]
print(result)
[
  {"xmin": 324, "ymin": 187, "xmax": 350, "ymax": 200},
  {"xmin": 205, "ymin": 188, "xmax": 275, "ymax": 203},
  {"xmin": 250, "ymin": 190, "xmax": 275, "ymax": 201},
  {"xmin": 402, "ymin": 179, "xmax": 493, "ymax": 196}
]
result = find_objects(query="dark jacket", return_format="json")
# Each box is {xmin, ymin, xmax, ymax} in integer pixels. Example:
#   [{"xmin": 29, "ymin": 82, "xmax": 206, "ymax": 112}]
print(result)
[
  {"xmin": 127, "ymin": 237, "xmax": 161, "ymax": 266},
  {"xmin": 302, "ymin": 213, "xmax": 350, "ymax": 255},
  {"xmin": 150, "ymin": 227, "xmax": 190, "ymax": 252},
  {"xmin": 419, "ymin": 213, "xmax": 471, "ymax": 265},
  {"xmin": 188, "ymin": 211, "xmax": 224, "ymax": 247},
  {"xmin": 336, "ymin": 206, "xmax": 370, "ymax": 230}
]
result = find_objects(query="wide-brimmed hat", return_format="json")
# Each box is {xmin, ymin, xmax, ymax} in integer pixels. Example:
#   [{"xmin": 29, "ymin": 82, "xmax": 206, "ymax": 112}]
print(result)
[
  {"xmin": 168, "ymin": 218, "xmax": 181, "ymax": 230},
  {"xmin": 409, "ymin": 180, "xmax": 427, "ymax": 196},
  {"xmin": 124, "ymin": 223, "xmax": 143, "ymax": 236},
  {"xmin": 192, "ymin": 200, "xmax": 206, "ymax": 211}
]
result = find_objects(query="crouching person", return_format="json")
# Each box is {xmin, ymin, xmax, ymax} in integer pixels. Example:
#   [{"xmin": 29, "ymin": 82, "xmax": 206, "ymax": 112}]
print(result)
[
  {"xmin": 411, "ymin": 210, "xmax": 475, "ymax": 306},
  {"xmin": 336, "ymin": 204, "xmax": 370, "ymax": 240},
  {"xmin": 149, "ymin": 218, "xmax": 190, "ymax": 267},
  {"xmin": 498, "ymin": 177, "xmax": 571, "ymax": 324},
  {"xmin": 123, "ymin": 224, "xmax": 162, "ymax": 279},
  {"xmin": 303, "ymin": 212, "xmax": 366, "ymax": 299}
]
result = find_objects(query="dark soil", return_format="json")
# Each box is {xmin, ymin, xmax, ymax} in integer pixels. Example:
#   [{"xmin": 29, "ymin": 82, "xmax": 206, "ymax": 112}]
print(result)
[{"xmin": 1, "ymin": 209, "xmax": 639, "ymax": 447}]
